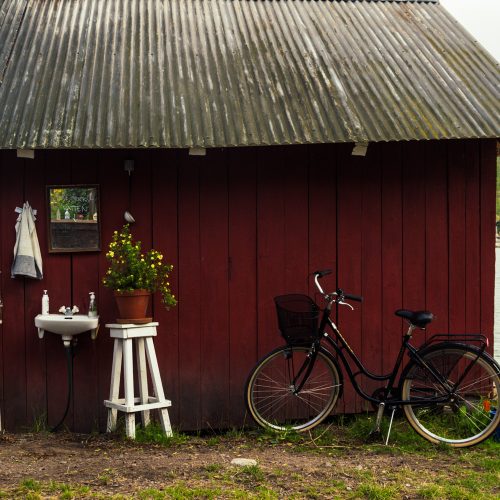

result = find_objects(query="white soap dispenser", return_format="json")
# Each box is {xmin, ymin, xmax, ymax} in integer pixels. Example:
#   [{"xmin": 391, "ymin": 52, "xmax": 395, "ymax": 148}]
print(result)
[
  {"xmin": 88, "ymin": 292, "xmax": 97, "ymax": 317},
  {"xmin": 42, "ymin": 290, "xmax": 49, "ymax": 315}
]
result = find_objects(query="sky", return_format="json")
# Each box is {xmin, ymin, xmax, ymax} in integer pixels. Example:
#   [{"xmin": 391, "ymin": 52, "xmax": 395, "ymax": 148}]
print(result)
[{"xmin": 440, "ymin": 0, "xmax": 500, "ymax": 62}]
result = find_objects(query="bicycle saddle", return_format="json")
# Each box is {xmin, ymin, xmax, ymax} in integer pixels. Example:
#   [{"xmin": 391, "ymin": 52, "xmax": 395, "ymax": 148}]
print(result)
[{"xmin": 395, "ymin": 309, "xmax": 434, "ymax": 328}]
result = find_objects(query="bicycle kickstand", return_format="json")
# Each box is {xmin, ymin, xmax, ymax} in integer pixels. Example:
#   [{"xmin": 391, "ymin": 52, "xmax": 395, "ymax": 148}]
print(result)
[
  {"xmin": 368, "ymin": 402, "xmax": 385, "ymax": 441},
  {"xmin": 384, "ymin": 407, "xmax": 396, "ymax": 446}
]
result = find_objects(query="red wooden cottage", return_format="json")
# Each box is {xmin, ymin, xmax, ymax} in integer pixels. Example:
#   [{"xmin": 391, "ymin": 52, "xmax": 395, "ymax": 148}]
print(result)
[{"xmin": 0, "ymin": 0, "xmax": 499, "ymax": 432}]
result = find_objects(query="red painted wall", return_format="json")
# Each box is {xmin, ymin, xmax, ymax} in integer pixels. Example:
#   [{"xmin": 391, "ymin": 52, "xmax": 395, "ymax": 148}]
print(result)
[{"xmin": 0, "ymin": 140, "xmax": 495, "ymax": 432}]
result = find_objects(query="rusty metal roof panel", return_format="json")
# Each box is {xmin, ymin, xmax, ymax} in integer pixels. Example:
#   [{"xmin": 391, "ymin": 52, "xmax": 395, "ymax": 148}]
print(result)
[{"xmin": 0, "ymin": 0, "xmax": 498, "ymax": 148}]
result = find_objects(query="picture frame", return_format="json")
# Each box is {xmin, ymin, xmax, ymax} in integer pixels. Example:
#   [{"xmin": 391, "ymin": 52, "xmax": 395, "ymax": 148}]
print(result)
[{"xmin": 46, "ymin": 185, "xmax": 101, "ymax": 253}]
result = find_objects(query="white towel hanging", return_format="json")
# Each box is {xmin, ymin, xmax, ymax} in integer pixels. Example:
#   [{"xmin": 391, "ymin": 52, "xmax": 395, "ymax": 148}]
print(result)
[{"xmin": 11, "ymin": 201, "xmax": 43, "ymax": 279}]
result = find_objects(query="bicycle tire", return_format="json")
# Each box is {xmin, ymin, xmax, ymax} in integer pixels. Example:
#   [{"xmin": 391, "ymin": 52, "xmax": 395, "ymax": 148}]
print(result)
[
  {"xmin": 400, "ymin": 343, "xmax": 500, "ymax": 447},
  {"xmin": 245, "ymin": 345, "xmax": 342, "ymax": 432}
]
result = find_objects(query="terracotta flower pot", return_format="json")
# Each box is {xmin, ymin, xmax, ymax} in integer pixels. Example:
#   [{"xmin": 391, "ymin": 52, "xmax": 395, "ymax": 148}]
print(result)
[{"xmin": 113, "ymin": 289, "xmax": 152, "ymax": 324}]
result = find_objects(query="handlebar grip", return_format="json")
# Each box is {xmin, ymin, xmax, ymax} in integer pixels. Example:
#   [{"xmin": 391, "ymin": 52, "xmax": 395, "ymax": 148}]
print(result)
[
  {"xmin": 314, "ymin": 269, "xmax": 332, "ymax": 278},
  {"xmin": 344, "ymin": 293, "xmax": 363, "ymax": 303}
]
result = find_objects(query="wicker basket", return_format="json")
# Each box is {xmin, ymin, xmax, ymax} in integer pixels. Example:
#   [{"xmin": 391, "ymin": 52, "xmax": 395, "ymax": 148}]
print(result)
[{"xmin": 274, "ymin": 294, "xmax": 320, "ymax": 345}]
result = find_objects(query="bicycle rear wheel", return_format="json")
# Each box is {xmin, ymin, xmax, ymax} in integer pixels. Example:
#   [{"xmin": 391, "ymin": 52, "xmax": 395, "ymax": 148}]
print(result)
[
  {"xmin": 401, "ymin": 344, "xmax": 500, "ymax": 447},
  {"xmin": 245, "ymin": 345, "xmax": 342, "ymax": 432}
]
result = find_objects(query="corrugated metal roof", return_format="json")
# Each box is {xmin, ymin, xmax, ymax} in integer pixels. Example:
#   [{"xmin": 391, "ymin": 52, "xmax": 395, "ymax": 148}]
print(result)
[{"xmin": 0, "ymin": 0, "xmax": 498, "ymax": 148}]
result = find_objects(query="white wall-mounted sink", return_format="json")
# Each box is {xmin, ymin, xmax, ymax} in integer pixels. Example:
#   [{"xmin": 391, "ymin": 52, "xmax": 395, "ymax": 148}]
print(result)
[{"xmin": 35, "ymin": 314, "xmax": 99, "ymax": 346}]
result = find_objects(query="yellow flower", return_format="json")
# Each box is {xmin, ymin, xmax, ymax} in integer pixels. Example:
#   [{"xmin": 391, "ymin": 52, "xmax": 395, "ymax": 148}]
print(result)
[{"xmin": 151, "ymin": 264, "xmax": 155, "ymax": 268}]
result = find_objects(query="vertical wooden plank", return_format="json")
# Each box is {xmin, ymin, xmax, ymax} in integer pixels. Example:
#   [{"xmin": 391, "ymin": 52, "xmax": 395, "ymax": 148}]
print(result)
[
  {"xmin": 464, "ymin": 141, "xmax": 481, "ymax": 334},
  {"xmin": 257, "ymin": 146, "xmax": 286, "ymax": 358},
  {"xmin": 308, "ymin": 144, "xmax": 340, "ymax": 410},
  {"xmin": 308, "ymin": 144, "xmax": 337, "ymax": 294},
  {"xmin": 401, "ymin": 140, "xmax": 428, "ymax": 364},
  {"xmin": 152, "ymin": 149, "xmax": 180, "ymax": 426},
  {"xmin": 360, "ymin": 143, "xmax": 382, "ymax": 408},
  {"xmin": 227, "ymin": 147, "xmax": 257, "ymax": 425},
  {"xmin": 23, "ymin": 150, "xmax": 48, "ymax": 427},
  {"xmin": 128, "ymin": 150, "xmax": 153, "ymax": 256},
  {"xmin": 480, "ymin": 139, "xmax": 496, "ymax": 353},
  {"xmin": 447, "ymin": 141, "xmax": 467, "ymax": 334},
  {"xmin": 44, "ymin": 150, "xmax": 73, "ymax": 430},
  {"xmin": 425, "ymin": 141, "xmax": 449, "ymax": 334},
  {"xmin": 337, "ymin": 143, "xmax": 363, "ymax": 413},
  {"xmin": 402, "ymin": 141, "xmax": 427, "ymax": 314},
  {"xmin": 70, "ymin": 149, "xmax": 101, "ymax": 432},
  {"xmin": 283, "ymin": 145, "xmax": 309, "ymax": 293},
  {"xmin": 381, "ymin": 143, "xmax": 403, "ymax": 374},
  {"xmin": 200, "ymin": 149, "xmax": 230, "ymax": 428},
  {"xmin": 177, "ymin": 155, "xmax": 202, "ymax": 430},
  {"xmin": 97, "ymin": 150, "xmax": 130, "ymax": 430},
  {"xmin": 0, "ymin": 151, "xmax": 27, "ymax": 429}
]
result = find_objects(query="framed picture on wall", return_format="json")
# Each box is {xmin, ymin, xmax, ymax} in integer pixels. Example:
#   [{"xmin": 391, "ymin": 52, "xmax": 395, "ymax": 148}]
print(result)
[{"xmin": 46, "ymin": 185, "xmax": 101, "ymax": 253}]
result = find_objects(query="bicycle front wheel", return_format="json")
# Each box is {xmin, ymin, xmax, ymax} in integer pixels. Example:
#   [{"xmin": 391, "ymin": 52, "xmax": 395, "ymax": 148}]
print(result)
[
  {"xmin": 245, "ymin": 345, "xmax": 342, "ymax": 432},
  {"xmin": 401, "ymin": 344, "xmax": 500, "ymax": 447}
]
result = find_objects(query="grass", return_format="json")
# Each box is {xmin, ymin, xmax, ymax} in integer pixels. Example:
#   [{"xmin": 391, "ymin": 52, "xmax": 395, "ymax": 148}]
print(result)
[
  {"xmin": 134, "ymin": 423, "xmax": 190, "ymax": 446},
  {"xmin": 2, "ymin": 415, "xmax": 498, "ymax": 499},
  {"xmin": 356, "ymin": 483, "xmax": 399, "ymax": 500},
  {"xmin": 14, "ymin": 479, "xmax": 92, "ymax": 499}
]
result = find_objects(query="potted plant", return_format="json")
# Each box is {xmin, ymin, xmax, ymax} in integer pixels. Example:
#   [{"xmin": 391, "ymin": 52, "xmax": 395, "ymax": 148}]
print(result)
[{"xmin": 102, "ymin": 224, "xmax": 176, "ymax": 323}]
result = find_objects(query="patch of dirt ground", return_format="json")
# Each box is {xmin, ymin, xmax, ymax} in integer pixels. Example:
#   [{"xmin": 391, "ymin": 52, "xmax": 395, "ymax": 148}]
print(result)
[{"xmin": 0, "ymin": 428, "xmax": 498, "ymax": 498}]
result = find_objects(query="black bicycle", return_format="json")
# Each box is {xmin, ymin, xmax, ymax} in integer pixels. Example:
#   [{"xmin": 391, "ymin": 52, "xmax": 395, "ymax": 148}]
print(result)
[{"xmin": 245, "ymin": 270, "xmax": 500, "ymax": 447}]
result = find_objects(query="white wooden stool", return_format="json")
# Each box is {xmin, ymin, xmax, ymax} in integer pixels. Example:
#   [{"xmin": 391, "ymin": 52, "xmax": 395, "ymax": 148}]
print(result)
[{"xmin": 104, "ymin": 322, "xmax": 172, "ymax": 439}]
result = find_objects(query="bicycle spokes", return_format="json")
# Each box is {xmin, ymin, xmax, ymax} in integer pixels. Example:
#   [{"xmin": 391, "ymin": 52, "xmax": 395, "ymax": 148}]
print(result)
[
  {"xmin": 246, "ymin": 346, "xmax": 342, "ymax": 432},
  {"xmin": 402, "ymin": 347, "xmax": 500, "ymax": 446}
]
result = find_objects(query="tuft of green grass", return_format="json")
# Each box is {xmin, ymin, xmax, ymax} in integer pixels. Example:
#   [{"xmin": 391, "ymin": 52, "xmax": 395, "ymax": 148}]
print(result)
[
  {"xmin": 134, "ymin": 422, "xmax": 190, "ymax": 447},
  {"xmin": 255, "ymin": 426, "xmax": 303, "ymax": 446},
  {"xmin": 204, "ymin": 463, "xmax": 224, "ymax": 474},
  {"xmin": 356, "ymin": 482, "xmax": 399, "ymax": 500},
  {"xmin": 253, "ymin": 485, "xmax": 279, "ymax": 499},
  {"xmin": 417, "ymin": 484, "xmax": 443, "ymax": 499},
  {"xmin": 205, "ymin": 436, "xmax": 220, "ymax": 446},
  {"xmin": 162, "ymin": 483, "xmax": 222, "ymax": 499},
  {"xmin": 29, "ymin": 413, "xmax": 48, "ymax": 433},
  {"xmin": 12, "ymin": 480, "xmax": 94, "ymax": 500},
  {"xmin": 239, "ymin": 464, "xmax": 265, "ymax": 483},
  {"xmin": 137, "ymin": 488, "xmax": 166, "ymax": 499},
  {"xmin": 46, "ymin": 481, "xmax": 91, "ymax": 498},
  {"xmin": 19, "ymin": 479, "xmax": 41, "ymax": 492},
  {"xmin": 97, "ymin": 468, "xmax": 114, "ymax": 485}
]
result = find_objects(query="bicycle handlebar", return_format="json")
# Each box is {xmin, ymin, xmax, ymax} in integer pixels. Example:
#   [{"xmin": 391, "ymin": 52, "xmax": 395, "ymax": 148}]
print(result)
[
  {"xmin": 342, "ymin": 291, "xmax": 363, "ymax": 303},
  {"xmin": 313, "ymin": 270, "xmax": 363, "ymax": 304}
]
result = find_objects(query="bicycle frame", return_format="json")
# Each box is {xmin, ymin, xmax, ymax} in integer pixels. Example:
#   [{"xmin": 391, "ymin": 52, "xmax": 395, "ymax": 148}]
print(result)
[
  {"xmin": 306, "ymin": 273, "xmax": 488, "ymax": 407},
  {"xmin": 320, "ymin": 317, "xmax": 449, "ymax": 406}
]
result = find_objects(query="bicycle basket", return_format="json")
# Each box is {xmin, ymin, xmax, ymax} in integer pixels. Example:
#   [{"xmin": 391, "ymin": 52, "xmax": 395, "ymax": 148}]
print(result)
[{"xmin": 274, "ymin": 294, "xmax": 321, "ymax": 345}]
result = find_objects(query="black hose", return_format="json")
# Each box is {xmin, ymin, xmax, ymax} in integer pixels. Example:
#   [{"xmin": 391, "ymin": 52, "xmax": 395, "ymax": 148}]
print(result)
[{"xmin": 51, "ymin": 344, "xmax": 74, "ymax": 432}]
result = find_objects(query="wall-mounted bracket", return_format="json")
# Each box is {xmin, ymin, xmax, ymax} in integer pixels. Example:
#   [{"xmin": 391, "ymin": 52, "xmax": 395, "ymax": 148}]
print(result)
[{"xmin": 124, "ymin": 160, "xmax": 134, "ymax": 175}]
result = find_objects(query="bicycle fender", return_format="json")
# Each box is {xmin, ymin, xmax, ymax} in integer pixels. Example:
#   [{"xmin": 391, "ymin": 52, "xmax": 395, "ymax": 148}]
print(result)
[{"xmin": 400, "ymin": 341, "xmax": 500, "ymax": 387}]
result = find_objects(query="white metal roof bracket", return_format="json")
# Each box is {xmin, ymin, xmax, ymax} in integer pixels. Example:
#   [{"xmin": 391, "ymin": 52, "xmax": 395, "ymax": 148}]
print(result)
[
  {"xmin": 17, "ymin": 149, "xmax": 35, "ymax": 159},
  {"xmin": 351, "ymin": 142, "xmax": 369, "ymax": 157},
  {"xmin": 189, "ymin": 147, "xmax": 206, "ymax": 156}
]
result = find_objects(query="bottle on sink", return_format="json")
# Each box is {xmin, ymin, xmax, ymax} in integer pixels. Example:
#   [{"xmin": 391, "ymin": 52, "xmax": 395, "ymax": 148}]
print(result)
[
  {"xmin": 42, "ymin": 290, "xmax": 49, "ymax": 315},
  {"xmin": 88, "ymin": 292, "xmax": 98, "ymax": 317}
]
